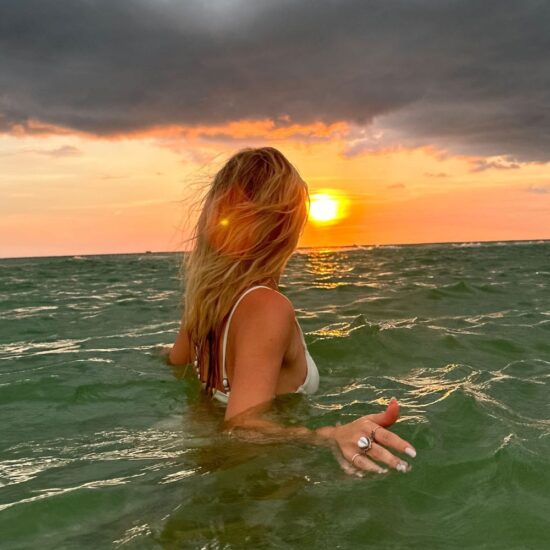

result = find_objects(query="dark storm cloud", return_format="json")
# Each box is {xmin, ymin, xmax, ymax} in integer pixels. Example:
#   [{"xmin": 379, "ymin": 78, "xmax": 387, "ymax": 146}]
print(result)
[{"xmin": 1, "ymin": 0, "xmax": 549, "ymax": 161}]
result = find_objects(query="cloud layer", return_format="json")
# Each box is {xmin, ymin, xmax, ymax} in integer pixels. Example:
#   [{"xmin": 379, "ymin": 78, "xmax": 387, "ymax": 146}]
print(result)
[{"xmin": 1, "ymin": 0, "xmax": 549, "ymax": 161}]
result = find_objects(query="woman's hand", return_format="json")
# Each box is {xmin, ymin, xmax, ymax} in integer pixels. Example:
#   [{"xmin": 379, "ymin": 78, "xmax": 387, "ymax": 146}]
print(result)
[
  {"xmin": 155, "ymin": 344, "xmax": 173, "ymax": 364},
  {"xmin": 317, "ymin": 397, "xmax": 416, "ymax": 476}
]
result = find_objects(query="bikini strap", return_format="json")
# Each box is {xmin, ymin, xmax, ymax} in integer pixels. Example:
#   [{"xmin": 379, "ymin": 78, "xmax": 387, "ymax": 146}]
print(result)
[{"xmin": 221, "ymin": 285, "xmax": 275, "ymax": 390}]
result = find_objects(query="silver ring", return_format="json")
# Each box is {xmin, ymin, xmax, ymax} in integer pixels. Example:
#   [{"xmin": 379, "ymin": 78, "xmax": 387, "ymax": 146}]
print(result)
[
  {"xmin": 371, "ymin": 425, "xmax": 382, "ymax": 442},
  {"xmin": 351, "ymin": 452, "xmax": 362, "ymax": 466},
  {"xmin": 357, "ymin": 435, "xmax": 372, "ymax": 452}
]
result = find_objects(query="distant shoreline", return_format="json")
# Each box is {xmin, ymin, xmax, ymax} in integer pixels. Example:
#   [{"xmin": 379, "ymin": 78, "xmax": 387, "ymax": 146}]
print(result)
[{"xmin": 1, "ymin": 238, "xmax": 549, "ymax": 261}]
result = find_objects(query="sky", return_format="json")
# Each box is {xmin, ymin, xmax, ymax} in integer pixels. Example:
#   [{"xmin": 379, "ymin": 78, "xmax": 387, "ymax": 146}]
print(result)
[{"xmin": 1, "ymin": 0, "xmax": 549, "ymax": 258}]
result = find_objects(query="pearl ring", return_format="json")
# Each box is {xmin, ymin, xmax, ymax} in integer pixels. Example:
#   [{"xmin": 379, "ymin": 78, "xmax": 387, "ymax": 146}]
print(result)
[{"xmin": 357, "ymin": 435, "xmax": 372, "ymax": 452}]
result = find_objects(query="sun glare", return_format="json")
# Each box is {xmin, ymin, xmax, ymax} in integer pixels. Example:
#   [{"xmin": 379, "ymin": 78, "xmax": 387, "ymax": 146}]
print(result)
[{"xmin": 308, "ymin": 191, "xmax": 349, "ymax": 225}]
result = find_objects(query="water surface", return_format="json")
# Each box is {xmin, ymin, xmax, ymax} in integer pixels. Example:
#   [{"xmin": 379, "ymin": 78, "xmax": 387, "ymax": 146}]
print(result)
[{"xmin": 1, "ymin": 242, "xmax": 549, "ymax": 548}]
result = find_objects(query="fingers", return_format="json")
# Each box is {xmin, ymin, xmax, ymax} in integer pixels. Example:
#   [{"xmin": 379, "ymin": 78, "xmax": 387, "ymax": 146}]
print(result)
[
  {"xmin": 366, "ymin": 442, "xmax": 411, "ymax": 473},
  {"xmin": 334, "ymin": 398, "xmax": 418, "ymax": 476},
  {"xmin": 365, "ymin": 397, "xmax": 400, "ymax": 427},
  {"xmin": 343, "ymin": 448, "xmax": 388, "ymax": 475},
  {"xmin": 333, "ymin": 448, "xmax": 363, "ymax": 477},
  {"xmin": 366, "ymin": 423, "xmax": 416, "ymax": 458}
]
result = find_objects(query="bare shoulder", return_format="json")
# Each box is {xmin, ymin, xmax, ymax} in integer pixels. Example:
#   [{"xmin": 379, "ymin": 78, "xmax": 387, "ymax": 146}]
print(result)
[
  {"xmin": 237, "ymin": 287, "xmax": 295, "ymax": 318},
  {"xmin": 232, "ymin": 287, "xmax": 296, "ymax": 342}
]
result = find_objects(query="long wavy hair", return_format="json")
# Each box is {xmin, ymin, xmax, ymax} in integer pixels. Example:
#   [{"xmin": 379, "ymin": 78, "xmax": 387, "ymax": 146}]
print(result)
[{"xmin": 181, "ymin": 147, "xmax": 310, "ymax": 395}]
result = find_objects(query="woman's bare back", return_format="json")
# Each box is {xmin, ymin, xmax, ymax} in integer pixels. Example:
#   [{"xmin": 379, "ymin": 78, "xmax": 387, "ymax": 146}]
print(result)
[{"xmin": 169, "ymin": 287, "xmax": 309, "ymax": 397}]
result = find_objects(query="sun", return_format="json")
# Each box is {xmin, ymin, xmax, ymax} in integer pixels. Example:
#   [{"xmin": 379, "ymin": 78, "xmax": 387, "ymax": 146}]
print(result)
[{"xmin": 308, "ymin": 191, "xmax": 349, "ymax": 225}]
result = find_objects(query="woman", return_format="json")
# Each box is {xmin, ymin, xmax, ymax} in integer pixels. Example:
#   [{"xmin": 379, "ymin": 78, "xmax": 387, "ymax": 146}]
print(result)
[{"xmin": 165, "ymin": 146, "xmax": 416, "ymax": 475}]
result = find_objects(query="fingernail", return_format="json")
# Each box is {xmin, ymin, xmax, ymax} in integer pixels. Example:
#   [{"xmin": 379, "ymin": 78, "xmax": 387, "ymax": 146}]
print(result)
[
  {"xmin": 405, "ymin": 446, "xmax": 416, "ymax": 458},
  {"xmin": 378, "ymin": 467, "xmax": 389, "ymax": 474},
  {"xmin": 396, "ymin": 462, "xmax": 409, "ymax": 473}
]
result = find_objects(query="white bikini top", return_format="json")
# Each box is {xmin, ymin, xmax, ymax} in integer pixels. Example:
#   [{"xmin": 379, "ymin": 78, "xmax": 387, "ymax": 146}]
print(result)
[{"xmin": 194, "ymin": 285, "xmax": 319, "ymax": 405}]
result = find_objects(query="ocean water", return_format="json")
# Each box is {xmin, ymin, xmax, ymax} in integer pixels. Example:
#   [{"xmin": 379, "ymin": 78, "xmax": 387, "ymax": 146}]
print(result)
[{"xmin": 1, "ymin": 241, "xmax": 549, "ymax": 549}]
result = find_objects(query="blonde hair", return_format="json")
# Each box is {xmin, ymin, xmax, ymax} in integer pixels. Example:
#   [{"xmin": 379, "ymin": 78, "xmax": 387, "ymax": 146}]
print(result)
[{"xmin": 182, "ymin": 147, "xmax": 310, "ymax": 395}]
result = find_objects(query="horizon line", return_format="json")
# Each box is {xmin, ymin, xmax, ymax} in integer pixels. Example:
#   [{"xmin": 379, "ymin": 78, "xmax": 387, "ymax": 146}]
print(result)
[{"xmin": 1, "ymin": 237, "xmax": 549, "ymax": 261}]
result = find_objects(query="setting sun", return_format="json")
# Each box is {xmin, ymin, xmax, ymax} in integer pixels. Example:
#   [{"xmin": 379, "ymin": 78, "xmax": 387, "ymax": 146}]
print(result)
[{"xmin": 308, "ymin": 191, "xmax": 349, "ymax": 225}]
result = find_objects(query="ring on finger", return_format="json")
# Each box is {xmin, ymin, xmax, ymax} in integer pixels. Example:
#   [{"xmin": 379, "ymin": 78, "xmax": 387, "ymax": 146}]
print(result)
[
  {"xmin": 350, "ymin": 452, "xmax": 362, "ymax": 467},
  {"xmin": 357, "ymin": 435, "xmax": 372, "ymax": 452},
  {"xmin": 371, "ymin": 425, "xmax": 382, "ymax": 442}
]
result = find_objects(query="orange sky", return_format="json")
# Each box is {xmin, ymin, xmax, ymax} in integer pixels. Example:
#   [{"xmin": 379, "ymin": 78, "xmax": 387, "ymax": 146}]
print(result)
[{"xmin": 1, "ymin": 119, "xmax": 549, "ymax": 258}]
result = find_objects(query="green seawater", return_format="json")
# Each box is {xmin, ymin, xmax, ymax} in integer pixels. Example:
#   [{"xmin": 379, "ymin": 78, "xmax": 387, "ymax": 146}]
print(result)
[{"xmin": 1, "ymin": 242, "xmax": 549, "ymax": 549}]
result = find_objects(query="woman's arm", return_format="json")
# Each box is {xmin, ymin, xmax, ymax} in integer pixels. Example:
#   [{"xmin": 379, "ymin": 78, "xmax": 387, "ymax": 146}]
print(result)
[
  {"xmin": 224, "ymin": 394, "xmax": 414, "ymax": 474},
  {"xmin": 160, "ymin": 320, "xmax": 194, "ymax": 366},
  {"xmin": 222, "ymin": 290, "xmax": 416, "ymax": 474}
]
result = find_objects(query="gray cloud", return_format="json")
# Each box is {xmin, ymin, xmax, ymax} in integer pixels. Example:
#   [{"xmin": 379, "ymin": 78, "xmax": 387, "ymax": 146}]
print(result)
[
  {"xmin": 1, "ymin": 0, "xmax": 549, "ymax": 161},
  {"xmin": 469, "ymin": 158, "xmax": 522, "ymax": 173},
  {"xmin": 31, "ymin": 145, "xmax": 82, "ymax": 157},
  {"xmin": 425, "ymin": 172, "xmax": 450, "ymax": 179},
  {"xmin": 0, "ymin": 143, "xmax": 81, "ymax": 158},
  {"xmin": 525, "ymin": 184, "xmax": 550, "ymax": 194}
]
